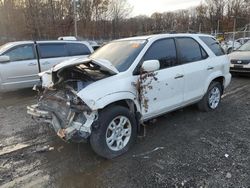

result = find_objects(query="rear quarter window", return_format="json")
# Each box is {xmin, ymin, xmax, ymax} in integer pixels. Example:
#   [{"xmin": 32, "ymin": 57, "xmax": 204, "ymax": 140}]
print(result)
[
  {"xmin": 39, "ymin": 43, "xmax": 68, "ymax": 58},
  {"xmin": 199, "ymin": 36, "xmax": 225, "ymax": 56},
  {"xmin": 67, "ymin": 43, "xmax": 91, "ymax": 56}
]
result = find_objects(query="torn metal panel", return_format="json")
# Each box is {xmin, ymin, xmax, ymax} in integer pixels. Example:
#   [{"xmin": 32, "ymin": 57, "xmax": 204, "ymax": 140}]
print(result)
[
  {"xmin": 28, "ymin": 80, "xmax": 99, "ymax": 142},
  {"xmin": 27, "ymin": 101, "xmax": 98, "ymax": 141}
]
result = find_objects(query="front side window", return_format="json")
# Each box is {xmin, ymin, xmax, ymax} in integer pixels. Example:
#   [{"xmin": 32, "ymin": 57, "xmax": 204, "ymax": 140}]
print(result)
[
  {"xmin": 143, "ymin": 38, "xmax": 177, "ymax": 69},
  {"xmin": 67, "ymin": 43, "xmax": 91, "ymax": 56},
  {"xmin": 200, "ymin": 36, "xmax": 225, "ymax": 56},
  {"xmin": 39, "ymin": 43, "xmax": 68, "ymax": 58},
  {"xmin": 90, "ymin": 40, "xmax": 147, "ymax": 72},
  {"xmin": 4, "ymin": 45, "xmax": 35, "ymax": 61},
  {"xmin": 176, "ymin": 38, "xmax": 206, "ymax": 63}
]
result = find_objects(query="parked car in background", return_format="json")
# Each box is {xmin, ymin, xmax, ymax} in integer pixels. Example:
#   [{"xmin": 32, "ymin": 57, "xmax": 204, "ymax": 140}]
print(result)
[
  {"xmin": 236, "ymin": 37, "xmax": 250, "ymax": 45},
  {"xmin": 221, "ymin": 37, "xmax": 250, "ymax": 54},
  {"xmin": 91, "ymin": 44, "xmax": 101, "ymax": 51},
  {"xmin": 27, "ymin": 34, "xmax": 231, "ymax": 158},
  {"xmin": 58, "ymin": 37, "xmax": 101, "ymax": 51},
  {"xmin": 87, "ymin": 40, "xmax": 102, "ymax": 51},
  {"xmin": 58, "ymin": 36, "xmax": 77, "ymax": 41},
  {"xmin": 221, "ymin": 40, "xmax": 241, "ymax": 54},
  {"xmin": 0, "ymin": 41, "xmax": 93, "ymax": 92},
  {"xmin": 229, "ymin": 41, "xmax": 250, "ymax": 74}
]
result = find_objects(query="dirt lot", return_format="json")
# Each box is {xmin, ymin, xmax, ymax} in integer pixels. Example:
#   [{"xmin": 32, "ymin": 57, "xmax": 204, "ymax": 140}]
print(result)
[{"xmin": 0, "ymin": 77, "xmax": 250, "ymax": 188}]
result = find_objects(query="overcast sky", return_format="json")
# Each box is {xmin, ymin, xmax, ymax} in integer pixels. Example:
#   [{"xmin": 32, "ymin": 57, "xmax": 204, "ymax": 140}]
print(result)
[{"xmin": 128, "ymin": 0, "xmax": 202, "ymax": 16}]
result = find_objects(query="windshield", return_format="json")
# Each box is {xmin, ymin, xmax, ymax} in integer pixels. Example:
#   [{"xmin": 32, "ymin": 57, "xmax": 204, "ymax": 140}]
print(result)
[
  {"xmin": 0, "ymin": 44, "xmax": 5, "ymax": 54},
  {"xmin": 0, "ymin": 43, "xmax": 12, "ymax": 54},
  {"xmin": 237, "ymin": 42, "xmax": 250, "ymax": 51},
  {"xmin": 90, "ymin": 40, "xmax": 147, "ymax": 72}
]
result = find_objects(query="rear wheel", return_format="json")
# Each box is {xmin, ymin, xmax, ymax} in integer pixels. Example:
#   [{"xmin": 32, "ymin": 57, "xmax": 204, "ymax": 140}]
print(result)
[
  {"xmin": 198, "ymin": 82, "xmax": 222, "ymax": 112},
  {"xmin": 90, "ymin": 105, "xmax": 137, "ymax": 159}
]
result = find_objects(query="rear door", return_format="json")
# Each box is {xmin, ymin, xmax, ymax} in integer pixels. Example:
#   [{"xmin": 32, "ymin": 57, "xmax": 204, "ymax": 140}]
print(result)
[
  {"xmin": 199, "ymin": 36, "xmax": 226, "ymax": 73},
  {"xmin": 38, "ymin": 43, "xmax": 70, "ymax": 72},
  {"xmin": 175, "ymin": 37, "xmax": 209, "ymax": 103},
  {"xmin": 38, "ymin": 42, "xmax": 92, "ymax": 72},
  {"xmin": 0, "ymin": 43, "xmax": 40, "ymax": 90}
]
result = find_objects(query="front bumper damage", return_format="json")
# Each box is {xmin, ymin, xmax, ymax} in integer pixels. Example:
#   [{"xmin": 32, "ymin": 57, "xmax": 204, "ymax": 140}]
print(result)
[
  {"xmin": 26, "ymin": 58, "xmax": 113, "ymax": 142},
  {"xmin": 27, "ymin": 97, "xmax": 98, "ymax": 142}
]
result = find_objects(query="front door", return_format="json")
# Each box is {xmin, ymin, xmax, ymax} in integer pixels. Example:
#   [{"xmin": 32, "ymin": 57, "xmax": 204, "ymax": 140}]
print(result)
[
  {"xmin": 137, "ymin": 38, "xmax": 184, "ymax": 120},
  {"xmin": 0, "ymin": 44, "xmax": 39, "ymax": 90}
]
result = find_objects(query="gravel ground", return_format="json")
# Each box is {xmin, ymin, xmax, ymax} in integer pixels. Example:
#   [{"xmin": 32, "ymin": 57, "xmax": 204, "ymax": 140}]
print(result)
[{"xmin": 0, "ymin": 76, "xmax": 249, "ymax": 188}]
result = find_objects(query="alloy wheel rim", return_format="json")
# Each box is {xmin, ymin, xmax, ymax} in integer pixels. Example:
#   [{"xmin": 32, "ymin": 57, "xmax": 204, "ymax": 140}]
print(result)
[
  {"xmin": 105, "ymin": 116, "xmax": 132, "ymax": 151},
  {"xmin": 208, "ymin": 87, "xmax": 221, "ymax": 109}
]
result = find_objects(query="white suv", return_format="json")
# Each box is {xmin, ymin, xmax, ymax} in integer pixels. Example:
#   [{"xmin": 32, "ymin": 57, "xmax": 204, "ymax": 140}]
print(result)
[{"xmin": 27, "ymin": 34, "xmax": 231, "ymax": 158}]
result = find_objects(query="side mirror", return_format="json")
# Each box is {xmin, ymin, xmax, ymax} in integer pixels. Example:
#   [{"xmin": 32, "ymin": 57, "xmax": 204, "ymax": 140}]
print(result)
[
  {"xmin": 0, "ymin": 55, "xmax": 10, "ymax": 63},
  {"xmin": 141, "ymin": 60, "xmax": 160, "ymax": 73}
]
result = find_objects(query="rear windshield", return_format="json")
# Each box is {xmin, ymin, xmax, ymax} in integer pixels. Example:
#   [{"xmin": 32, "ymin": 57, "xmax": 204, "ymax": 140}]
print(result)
[{"xmin": 0, "ymin": 43, "xmax": 13, "ymax": 54}]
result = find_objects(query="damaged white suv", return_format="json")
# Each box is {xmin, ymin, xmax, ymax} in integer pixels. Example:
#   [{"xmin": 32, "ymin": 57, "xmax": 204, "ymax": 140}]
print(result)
[{"xmin": 27, "ymin": 34, "xmax": 231, "ymax": 158}]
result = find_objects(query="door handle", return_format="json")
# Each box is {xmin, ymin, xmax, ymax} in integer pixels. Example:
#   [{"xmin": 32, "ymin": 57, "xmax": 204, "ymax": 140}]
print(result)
[
  {"xmin": 28, "ymin": 62, "xmax": 37, "ymax": 66},
  {"xmin": 207, "ymin": 66, "xmax": 214, "ymax": 70},
  {"xmin": 174, "ymin": 74, "xmax": 184, "ymax": 79}
]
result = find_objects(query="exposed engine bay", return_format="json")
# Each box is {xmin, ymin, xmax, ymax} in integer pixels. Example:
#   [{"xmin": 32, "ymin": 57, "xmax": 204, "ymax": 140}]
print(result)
[
  {"xmin": 27, "ymin": 59, "xmax": 113, "ymax": 142},
  {"xmin": 51, "ymin": 62, "xmax": 109, "ymax": 91}
]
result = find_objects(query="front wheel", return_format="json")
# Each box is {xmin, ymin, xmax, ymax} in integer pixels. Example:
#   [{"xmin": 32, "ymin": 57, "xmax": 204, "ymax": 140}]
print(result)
[
  {"xmin": 198, "ymin": 82, "xmax": 222, "ymax": 112},
  {"xmin": 90, "ymin": 105, "xmax": 137, "ymax": 159},
  {"xmin": 227, "ymin": 48, "xmax": 233, "ymax": 54}
]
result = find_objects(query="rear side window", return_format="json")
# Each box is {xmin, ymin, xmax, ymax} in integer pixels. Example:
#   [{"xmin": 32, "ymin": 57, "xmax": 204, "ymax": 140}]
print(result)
[
  {"xmin": 143, "ymin": 38, "xmax": 178, "ymax": 69},
  {"xmin": 176, "ymin": 37, "xmax": 207, "ymax": 64},
  {"xmin": 67, "ymin": 43, "xmax": 91, "ymax": 56},
  {"xmin": 4, "ymin": 44, "xmax": 35, "ymax": 61},
  {"xmin": 39, "ymin": 43, "xmax": 68, "ymax": 58},
  {"xmin": 200, "ymin": 36, "xmax": 225, "ymax": 56}
]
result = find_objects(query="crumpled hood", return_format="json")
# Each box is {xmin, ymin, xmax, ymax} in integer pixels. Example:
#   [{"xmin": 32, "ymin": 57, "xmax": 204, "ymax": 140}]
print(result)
[
  {"xmin": 38, "ymin": 57, "xmax": 119, "ymax": 88},
  {"xmin": 52, "ymin": 57, "xmax": 119, "ymax": 74},
  {"xmin": 228, "ymin": 51, "xmax": 250, "ymax": 60}
]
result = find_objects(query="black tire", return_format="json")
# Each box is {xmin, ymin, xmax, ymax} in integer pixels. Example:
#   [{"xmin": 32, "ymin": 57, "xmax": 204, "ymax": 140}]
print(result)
[
  {"xmin": 90, "ymin": 105, "xmax": 137, "ymax": 159},
  {"xmin": 197, "ymin": 82, "xmax": 222, "ymax": 112},
  {"xmin": 227, "ymin": 48, "xmax": 233, "ymax": 54}
]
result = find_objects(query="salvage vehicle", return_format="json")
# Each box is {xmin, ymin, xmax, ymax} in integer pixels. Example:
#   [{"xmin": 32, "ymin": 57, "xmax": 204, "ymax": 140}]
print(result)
[
  {"xmin": 0, "ymin": 41, "xmax": 93, "ymax": 92},
  {"xmin": 229, "ymin": 41, "xmax": 250, "ymax": 74},
  {"xmin": 27, "ymin": 34, "xmax": 231, "ymax": 158}
]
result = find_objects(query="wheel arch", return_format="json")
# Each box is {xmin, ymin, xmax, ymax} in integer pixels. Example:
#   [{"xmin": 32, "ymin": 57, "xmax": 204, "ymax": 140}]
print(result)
[
  {"xmin": 211, "ymin": 76, "xmax": 225, "ymax": 93},
  {"xmin": 92, "ymin": 94, "xmax": 142, "ymax": 133},
  {"xmin": 205, "ymin": 72, "xmax": 225, "ymax": 94},
  {"xmin": 102, "ymin": 99, "xmax": 138, "ymax": 113}
]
